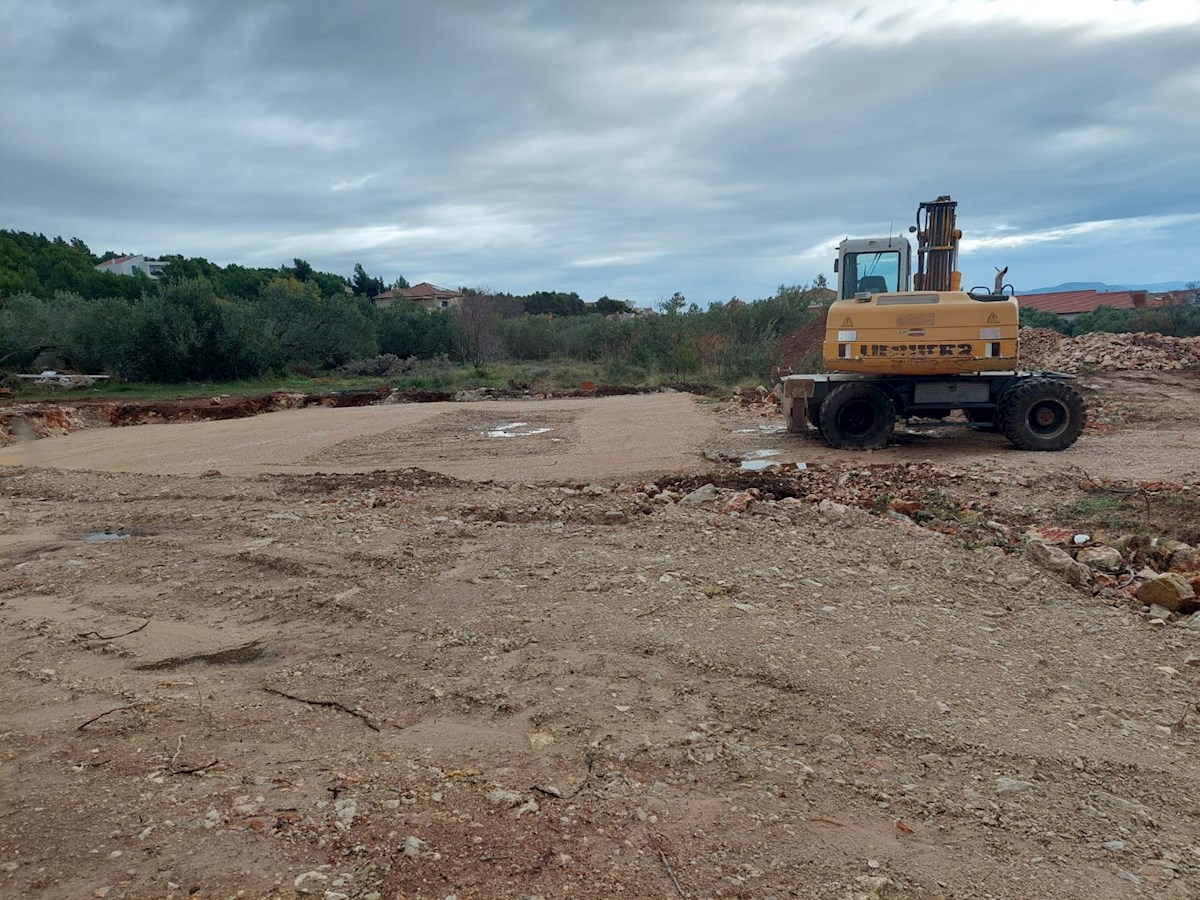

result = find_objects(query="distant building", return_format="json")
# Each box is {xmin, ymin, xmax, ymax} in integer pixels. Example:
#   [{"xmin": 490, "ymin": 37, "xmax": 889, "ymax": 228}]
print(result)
[
  {"xmin": 94, "ymin": 254, "xmax": 169, "ymax": 278},
  {"xmin": 372, "ymin": 282, "xmax": 465, "ymax": 311},
  {"xmin": 1018, "ymin": 288, "xmax": 1184, "ymax": 324}
]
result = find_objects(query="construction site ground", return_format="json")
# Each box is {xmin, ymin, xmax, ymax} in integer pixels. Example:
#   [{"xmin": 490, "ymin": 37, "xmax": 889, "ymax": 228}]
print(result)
[{"xmin": 3, "ymin": 368, "xmax": 1200, "ymax": 900}]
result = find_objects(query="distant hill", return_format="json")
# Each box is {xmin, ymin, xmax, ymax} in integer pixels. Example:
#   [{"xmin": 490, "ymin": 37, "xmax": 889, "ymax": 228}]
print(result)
[{"xmin": 1018, "ymin": 280, "xmax": 1193, "ymax": 295}]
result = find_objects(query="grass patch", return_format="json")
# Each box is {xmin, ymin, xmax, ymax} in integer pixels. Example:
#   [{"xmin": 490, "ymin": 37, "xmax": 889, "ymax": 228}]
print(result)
[
  {"xmin": 2, "ymin": 357, "xmax": 734, "ymax": 405},
  {"xmin": 1057, "ymin": 492, "xmax": 1200, "ymax": 544},
  {"xmin": 1057, "ymin": 496, "xmax": 1144, "ymax": 534}
]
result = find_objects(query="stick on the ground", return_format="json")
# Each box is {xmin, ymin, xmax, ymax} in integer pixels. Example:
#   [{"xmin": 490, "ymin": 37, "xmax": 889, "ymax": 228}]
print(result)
[
  {"xmin": 262, "ymin": 687, "xmax": 381, "ymax": 732},
  {"xmin": 171, "ymin": 758, "xmax": 219, "ymax": 776},
  {"xmin": 807, "ymin": 815, "xmax": 846, "ymax": 827},
  {"xmin": 659, "ymin": 850, "xmax": 687, "ymax": 900},
  {"xmin": 77, "ymin": 705, "xmax": 138, "ymax": 731},
  {"xmin": 78, "ymin": 619, "xmax": 151, "ymax": 641}
]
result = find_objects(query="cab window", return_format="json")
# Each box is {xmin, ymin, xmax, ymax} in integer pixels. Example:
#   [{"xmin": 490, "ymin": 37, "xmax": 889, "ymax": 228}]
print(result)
[{"xmin": 841, "ymin": 251, "xmax": 900, "ymax": 298}]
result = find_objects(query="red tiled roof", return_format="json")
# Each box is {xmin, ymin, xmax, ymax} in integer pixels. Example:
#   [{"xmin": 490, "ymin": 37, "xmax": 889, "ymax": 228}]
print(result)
[
  {"xmin": 96, "ymin": 254, "xmax": 137, "ymax": 267},
  {"xmin": 399, "ymin": 282, "xmax": 463, "ymax": 299},
  {"xmin": 372, "ymin": 282, "xmax": 464, "ymax": 302},
  {"xmin": 1019, "ymin": 289, "xmax": 1186, "ymax": 316},
  {"xmin": 1019, "ymin": 290, "xmax": 1132, "ymax": 315}
]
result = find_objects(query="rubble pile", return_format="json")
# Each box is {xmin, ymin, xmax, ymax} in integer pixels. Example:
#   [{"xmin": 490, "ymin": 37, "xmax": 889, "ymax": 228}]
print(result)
[
  {"xmin": 1021, "ymin": 327, "xmax": 1200, "ymax": 373},
  {"xmin": 1022, "ymin": 520, "xmax": 1200, "ymax": 621},
  {"xmin": 662, "ymin": 462, "xmax": 1200, "ymax": 625},
  {"xmin": 731, "ymin": 384, "xmax": 777, "ymax": 407},
  {"xmin": 1015, "ymin": 327, "xmax": 1064, "ymax": 366}
]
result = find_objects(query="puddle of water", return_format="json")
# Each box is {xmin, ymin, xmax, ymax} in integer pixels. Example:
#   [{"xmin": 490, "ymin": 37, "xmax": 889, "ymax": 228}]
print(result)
[
  {"xmin": 485, "ymin": 422, "xmax": 553, "ymax": 438},
  {"xmin": 739, "ymin": 449, "xmax": 779, "ymax": 471},
  {"xmin": 740, "ymin": 459, "xmax": 775, "ymax": 471},
  {"xmin": 82, "ymin": 532, "xmax": 132, "ymax": 542},
  {"xmin": 738, "ymin": 449, "xmax": 807, "ymax": 472},
  {"xmin": 732, "ymin": 424, "xmax": 788, "ymax": 435}
]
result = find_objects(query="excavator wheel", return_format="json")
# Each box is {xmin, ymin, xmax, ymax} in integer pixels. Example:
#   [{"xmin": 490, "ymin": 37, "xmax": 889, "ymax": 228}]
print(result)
[
  {"xmin": 818, "ymin": 383, "xmax": 896, "ymax": 450},
  {"xmin": 999, "ymin": 379, "xmax": 1086, "ymax": 451}
]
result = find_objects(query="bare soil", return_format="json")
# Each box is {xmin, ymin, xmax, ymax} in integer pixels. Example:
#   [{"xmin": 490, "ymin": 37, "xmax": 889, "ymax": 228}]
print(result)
[{"xmin": 3, "ymin": 372, "xmax": 1200, "ymax": 900}]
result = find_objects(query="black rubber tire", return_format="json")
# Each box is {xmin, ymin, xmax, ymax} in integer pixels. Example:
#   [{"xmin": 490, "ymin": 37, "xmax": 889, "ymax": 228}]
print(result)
[
  {"xmin": 999, "ymin": 379, "xmax": 1086, "ymax": 451},
  {"xmin": 818, "ymin": 383, "xmax": 896, "ymax": 450}
]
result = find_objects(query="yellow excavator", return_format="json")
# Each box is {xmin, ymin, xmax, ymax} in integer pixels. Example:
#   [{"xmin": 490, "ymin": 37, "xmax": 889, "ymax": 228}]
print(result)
[{"xmin": 780, "ymin": 196, "xmax": 1085, "ymax": 450}]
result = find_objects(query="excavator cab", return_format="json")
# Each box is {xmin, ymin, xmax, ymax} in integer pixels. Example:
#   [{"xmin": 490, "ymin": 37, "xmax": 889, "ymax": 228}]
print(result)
[{"xmin": 834, "ymin": 236, "xmax": 911, "ymax": 299}]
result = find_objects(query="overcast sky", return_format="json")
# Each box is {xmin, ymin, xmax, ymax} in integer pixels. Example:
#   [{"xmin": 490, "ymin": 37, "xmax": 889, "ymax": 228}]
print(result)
[{"xmin": 3, "ymin": 0, "xmax": 1199, "ymax": 303}]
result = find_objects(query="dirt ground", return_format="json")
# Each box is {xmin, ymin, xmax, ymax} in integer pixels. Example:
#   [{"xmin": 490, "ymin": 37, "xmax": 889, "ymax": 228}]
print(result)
[{"xmin": 3, "ymin": 372, "xmax": 1200, "ymax": 900}]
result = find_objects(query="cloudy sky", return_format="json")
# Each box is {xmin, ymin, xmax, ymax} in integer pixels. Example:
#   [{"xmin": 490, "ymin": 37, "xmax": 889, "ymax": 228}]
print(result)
[{"xmin": 3, "ymin": 0, "xmax": 1199, "ymax": 303}]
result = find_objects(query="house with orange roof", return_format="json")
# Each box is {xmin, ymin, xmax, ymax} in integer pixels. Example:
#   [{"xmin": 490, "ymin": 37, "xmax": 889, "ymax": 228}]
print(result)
[
  {"xmin": 372, "ymin": 282, "xmax": 464, "ymax": 311},
  {"xmin": 1019, "ymin": 288, "xmax": 1186, "ymax": 323},
  {"xmin": 94, "ymin": 254, "xmax": 168, "ymax": 278}
]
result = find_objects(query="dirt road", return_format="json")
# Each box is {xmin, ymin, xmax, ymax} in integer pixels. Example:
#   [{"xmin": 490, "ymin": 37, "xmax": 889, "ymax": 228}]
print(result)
[
  {"xmin": 3, "ymin": 373, "xmax": 1200, "ymax": 899},
  {"xmin": 0, "ymin": 393, "xmax": 719, "ymax": 481}
]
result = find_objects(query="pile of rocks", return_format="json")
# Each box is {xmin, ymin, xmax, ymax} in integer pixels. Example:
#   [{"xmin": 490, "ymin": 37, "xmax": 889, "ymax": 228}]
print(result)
[
  {"xmin": 732, "ymin": 384, "xmax": 778, "ymax": 407},
  {"xmin": 1020, "ymin": 328, "xmax": 1200, "ymax": 373},
  {"xmin": 1016, "ymin": 327, "xmax": 1065, "ymax": 366},
  {"xmin": 1022, "ymin": 524, "xmax": 1200, "ymax": 622}
]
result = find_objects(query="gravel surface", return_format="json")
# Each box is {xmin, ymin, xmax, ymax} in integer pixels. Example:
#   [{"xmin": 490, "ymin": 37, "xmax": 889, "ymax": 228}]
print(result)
[{"xmin": 2, "ymin": 371, "xmax": 1200, "ymax": 899}]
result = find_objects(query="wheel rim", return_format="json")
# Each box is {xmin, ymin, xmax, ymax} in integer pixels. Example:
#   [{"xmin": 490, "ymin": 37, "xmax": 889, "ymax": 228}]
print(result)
[
  {"xmin": 1026, "ymin": 399, "xmax": 1069, "ymax": 439},
  {"xmin": 837, "ymin": 399, "xmax": 878, "ymax": 438}
]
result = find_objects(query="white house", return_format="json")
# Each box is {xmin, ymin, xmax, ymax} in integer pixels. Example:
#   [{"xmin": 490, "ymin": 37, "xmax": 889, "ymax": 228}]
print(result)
[{"xmin": 94, "ymin": 254, "xmax": 169, "ymax": 278}]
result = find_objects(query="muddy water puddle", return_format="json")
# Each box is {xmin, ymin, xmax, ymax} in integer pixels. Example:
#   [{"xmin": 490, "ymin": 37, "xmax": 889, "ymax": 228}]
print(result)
[{"xmin": 484, "ymin": 422, "xmax": 554, "ymax": 438}]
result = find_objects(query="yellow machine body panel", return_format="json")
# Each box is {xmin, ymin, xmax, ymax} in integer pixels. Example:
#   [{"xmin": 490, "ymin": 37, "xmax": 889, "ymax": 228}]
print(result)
[{"xmin": 823, "ymin": 291, "xmax": 1018, "ymax": 375}]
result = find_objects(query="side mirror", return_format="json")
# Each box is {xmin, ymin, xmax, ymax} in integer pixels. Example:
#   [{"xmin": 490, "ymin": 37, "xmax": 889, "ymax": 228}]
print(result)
[{"xmin": 833, "ymin": 259, "xmax": 839, "ymax": 273}]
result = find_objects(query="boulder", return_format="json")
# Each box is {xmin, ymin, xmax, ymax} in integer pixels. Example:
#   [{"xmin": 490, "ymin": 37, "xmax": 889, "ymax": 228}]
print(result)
[
  {"xmin": 679, "ymin": 483, "xmax": 719, "ymax": 506},
  {"xmin": 719, "ymin": 491, "xmax": 756, "ymax": 514},
  {"xmin": 1136, "ymin": 573, "xmax": 1197, "ymax": 613},
  {"xmin": 1024, "ymin": 525, "xmax": 1076, "ymax": 546},
  {"xmin": 1077, "ymin": 545, "xmax": 1124, "ymax": 574},
  {"xmin": 1168, "ymin": 545, "xmax": 1198, "ymax": 573},
  {"xmin": 1025, "ymin": 540, "xmax": 1093, "ymax": 589},
  {"xmin": 1150, "ymin": 539, "xmax": 1191, "ymax": 570}
]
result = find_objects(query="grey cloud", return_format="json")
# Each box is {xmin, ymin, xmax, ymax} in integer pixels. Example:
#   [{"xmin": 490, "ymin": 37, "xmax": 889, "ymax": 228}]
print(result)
[{"xmin": 2, "ymin": 0, "xmax": 1198, "ymax": 301}]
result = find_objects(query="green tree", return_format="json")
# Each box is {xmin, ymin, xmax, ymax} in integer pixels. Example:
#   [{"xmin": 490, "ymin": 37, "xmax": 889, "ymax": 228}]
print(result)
[
  {"xmin": 1070, "ymin": 305, "xmax": 1131, "ymax": 336},
  {"xmin": 291, "ymin": 258, "xmax": 314, "ymax": 282},
  {"xmin": 659, "ymin": 291, "xmax": 686, "ymax": 316},
  {"xmin": 594, "ymin": 296, "xmax": 632, "ymax": 315},
  {"xmin": 1018, "ymin": 307, "xmax": 1071, "ymax": 334},
  {"xmin": 378, "ymin": 304, "xmax": 460, "ymax": 357},
  {"xmin": 352, "ymin": 263, "xmax": 386, "ymax": 297}
]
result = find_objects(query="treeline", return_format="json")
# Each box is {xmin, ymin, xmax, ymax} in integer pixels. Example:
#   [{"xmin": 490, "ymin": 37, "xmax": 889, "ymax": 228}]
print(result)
[
  {"xmin": 0, "ymin": 230, "xmax": 635, "ymax": 317},
  {"xmin": 0, "ymin": 280, "xmax": 823, "ymax": 382},
  {"xmin": 0, "ymin": 230, "xmax": 825, "ymax": 382}
]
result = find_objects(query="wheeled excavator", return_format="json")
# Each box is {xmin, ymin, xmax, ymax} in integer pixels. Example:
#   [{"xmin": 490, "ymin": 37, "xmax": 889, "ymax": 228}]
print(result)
[{"xmin": 779, "ymin": 196, "xmax": 1086, "ymax": 450}]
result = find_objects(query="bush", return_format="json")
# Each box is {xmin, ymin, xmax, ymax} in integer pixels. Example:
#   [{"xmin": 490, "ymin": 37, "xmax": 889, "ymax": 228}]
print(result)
[
  {"xmin": 338, "ymin": 354, "xmax": 415, "ymax": 377},
  {"xmin": 1070, "ymin": 305, "xmax": 1132, "ymax": 336},
  {"xmin": 1019, "ymin": 307, "xmax": 1071, "ymax": 334}
]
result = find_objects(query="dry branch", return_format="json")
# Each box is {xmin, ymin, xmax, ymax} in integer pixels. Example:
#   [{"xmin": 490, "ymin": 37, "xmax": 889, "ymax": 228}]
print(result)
[
  {"xmin": 77, "ymin": 705, "xmax": 139, "ymax": 731},
  {"xmin": 171, "ymin": 759, "xmax": 219, "ymax": 776},
  {"xmin": 659, "ymin": 850, "xmax": 688, "ymax": 900},
  {"xmin": 78, "ymin": 619, "xmax": 151, "ymax": 641},
  {"xmin": 262, "ymin": 686, "xmax": 381, "ymax": 732}
]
